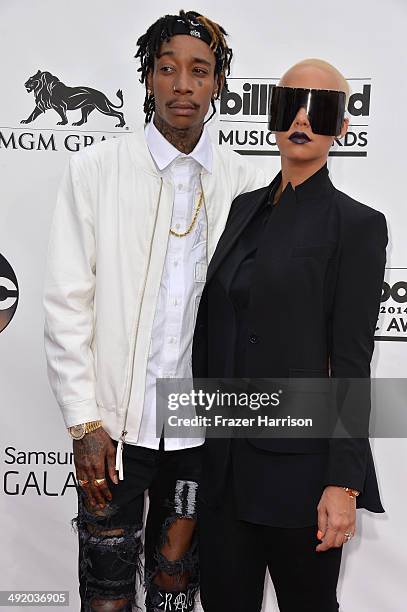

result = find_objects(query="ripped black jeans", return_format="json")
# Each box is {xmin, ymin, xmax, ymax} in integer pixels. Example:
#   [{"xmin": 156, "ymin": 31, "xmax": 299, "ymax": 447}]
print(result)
[{"xmin": 73, "ymin": 439, "xmax": 202, "ymax": 612}]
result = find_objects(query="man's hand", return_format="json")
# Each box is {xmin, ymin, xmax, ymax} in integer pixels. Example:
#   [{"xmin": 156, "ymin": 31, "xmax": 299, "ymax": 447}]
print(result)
[
  {"xmin": 73, "ymin": 428, "xmax": 118, "ymax": 509},
  {"xmin": 316, "ymin": 485, "xmax": 356, "ymax": 552}
]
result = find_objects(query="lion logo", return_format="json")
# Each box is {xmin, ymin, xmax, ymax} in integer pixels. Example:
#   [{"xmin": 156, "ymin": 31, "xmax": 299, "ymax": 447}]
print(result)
[{"xmin": 21, "ymin": 70, "xmax": 125, "ymax": 127}]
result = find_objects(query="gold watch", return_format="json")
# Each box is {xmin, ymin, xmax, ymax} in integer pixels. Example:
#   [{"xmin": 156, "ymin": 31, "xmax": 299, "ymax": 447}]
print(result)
[
  {"xmin": 343, "ymin": 487, "xmax": 360, "ymax": 499},
  {"xmin": 68, "ymin": 420, "xmax": 102, "ymax": 440}
]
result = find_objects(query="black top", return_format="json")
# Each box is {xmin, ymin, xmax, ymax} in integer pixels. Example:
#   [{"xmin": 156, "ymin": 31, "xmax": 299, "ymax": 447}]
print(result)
[
  {"xmin": 193, "ymin": 164, "xmax": 387, "ymax": 526},
  {"xmin": 207, "ymin": 177, "xmax": 335, "ymax": 527},
  {"xmin": 220, "ymin": 182, "xmax": 276, "ymax": 378}
]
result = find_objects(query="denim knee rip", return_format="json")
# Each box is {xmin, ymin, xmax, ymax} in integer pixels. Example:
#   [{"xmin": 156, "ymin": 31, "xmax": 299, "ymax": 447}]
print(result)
[
  {"xmin": 145, "ymin": 480, "xmax": 199, "ymax": 612},
  {"xmin": 72, "ymin": 492, "xmax": 143, "ymax": 611}
]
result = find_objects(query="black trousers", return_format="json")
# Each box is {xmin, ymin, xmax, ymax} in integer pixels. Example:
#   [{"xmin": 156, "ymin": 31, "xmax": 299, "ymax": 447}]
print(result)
[
  {"xmin": 198, "ymin": 479, "xmax": 342, "ymax": 612},
  {"xmin": 74, "ymin": 439, "xmax": 202, "ymax": 612}
]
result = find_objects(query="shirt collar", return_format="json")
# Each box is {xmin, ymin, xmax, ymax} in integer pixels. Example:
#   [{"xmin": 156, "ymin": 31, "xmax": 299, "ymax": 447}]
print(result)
[
  {"xmin": 285, "ymin": 163, "xmax": 333, "ymax": 202},
  {"xmin": 266, "ymin": 163, "xmax": 333, "ymax": 206},
  {"xmin": 145, "ymin": 120, "xmax": 213, "ymax": 173}
]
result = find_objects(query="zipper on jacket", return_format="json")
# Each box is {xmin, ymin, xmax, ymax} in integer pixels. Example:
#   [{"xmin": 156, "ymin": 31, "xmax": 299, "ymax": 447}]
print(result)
[
  {"xmin": 114, "ymin": 178, "xmax": 163, "ymax": 480},
  {"xmin": 199, "ymin": 175, "xmax": 209, "ymax": 266}
]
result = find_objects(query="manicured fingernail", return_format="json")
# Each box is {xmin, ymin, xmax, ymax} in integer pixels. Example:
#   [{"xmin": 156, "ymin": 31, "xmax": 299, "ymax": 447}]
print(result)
[{"xmin": 317, "ymin": 530, "xmax": 323, "ymax": 540}]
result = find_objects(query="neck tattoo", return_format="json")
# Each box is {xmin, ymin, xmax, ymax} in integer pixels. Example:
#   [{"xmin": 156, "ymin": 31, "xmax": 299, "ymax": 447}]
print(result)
[{"xmin": 153, "ymin": 114, "xmax": 202, "ymax": 154}]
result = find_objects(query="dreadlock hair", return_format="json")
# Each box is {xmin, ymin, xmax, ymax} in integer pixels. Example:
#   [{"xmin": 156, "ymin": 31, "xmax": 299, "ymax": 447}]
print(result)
[{"xmin": 135, "ymin": 10, "xmax": 233, "ymax": 124}]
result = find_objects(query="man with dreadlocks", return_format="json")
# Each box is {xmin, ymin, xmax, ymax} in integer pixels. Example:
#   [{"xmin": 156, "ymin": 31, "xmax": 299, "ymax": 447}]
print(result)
[{"xmin": 44, "ymin": 9, "xmax": 265, "ymax": 612}]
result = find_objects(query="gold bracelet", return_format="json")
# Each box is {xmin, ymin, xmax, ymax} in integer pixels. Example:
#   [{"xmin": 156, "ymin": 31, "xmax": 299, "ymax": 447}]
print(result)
[
  {"xmin": 343, "ymin": 487, "xmax": 360, "ymax": 498},
  {"xmin": 83, "ymin": 420, "xmax": 102, "ymax": 434},
  {"xmin": 69, "ymin": 420, "xmax": 102, "ymax": 440}
]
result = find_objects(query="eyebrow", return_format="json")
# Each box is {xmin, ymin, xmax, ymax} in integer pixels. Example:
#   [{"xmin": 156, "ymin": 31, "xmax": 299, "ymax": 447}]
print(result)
[
  {"xmin": 191, "ymin": 57, "xmax": 212, "ymax": 67},
  {"xmin": 156, "ymin": 50, "xmax": 212, "ymax": 67},
  {"xmin": 156, "ymin": 50, "xmax": 175, "ymax": 59}
]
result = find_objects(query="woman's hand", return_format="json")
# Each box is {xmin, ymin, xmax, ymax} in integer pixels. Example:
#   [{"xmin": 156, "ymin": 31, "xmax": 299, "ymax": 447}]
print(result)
[{"xmin": 316, "ymin": 486, "xmax": 356, "ymax": 552}]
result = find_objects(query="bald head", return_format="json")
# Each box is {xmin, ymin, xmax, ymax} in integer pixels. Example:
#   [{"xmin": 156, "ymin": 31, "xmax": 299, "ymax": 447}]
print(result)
[{"xmin": 280, "ymin": 58, "xmax": 350, "ymax": 101}]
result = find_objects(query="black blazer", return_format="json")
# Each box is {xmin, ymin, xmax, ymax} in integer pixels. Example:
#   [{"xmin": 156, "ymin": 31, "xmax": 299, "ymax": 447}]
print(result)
[{"xmin": 192, "ymin": 165, "xmax": 387, "ymax": 520}]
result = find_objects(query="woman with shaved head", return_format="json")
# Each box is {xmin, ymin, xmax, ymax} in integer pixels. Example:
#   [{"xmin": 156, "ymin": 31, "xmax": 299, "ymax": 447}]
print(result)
[{"xmin": 193, "ymin": 59, "xmax": 387, "ymax": 611}]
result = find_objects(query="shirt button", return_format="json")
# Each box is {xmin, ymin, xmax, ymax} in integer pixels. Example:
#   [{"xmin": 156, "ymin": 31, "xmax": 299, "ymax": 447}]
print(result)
[
  {"xmin": 177, "ymin": 184, "xmax": 183, "ymax": 191},
  {"xmin": 249, "ymin": 334, "xmax": 259, "ymax": 344},
  {"xmin": 174, "ymin": 261, "xmax": 178, "ymax": 267},
  {"xmin": 175, "ymin": 223, "xmax": 180, "ymax": 230}
]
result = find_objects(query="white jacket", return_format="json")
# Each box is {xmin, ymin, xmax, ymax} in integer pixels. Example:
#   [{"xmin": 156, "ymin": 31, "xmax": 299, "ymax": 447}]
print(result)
[{"xmin": 44, "ymin": 126, "xmax": 265, "ymax": 462}]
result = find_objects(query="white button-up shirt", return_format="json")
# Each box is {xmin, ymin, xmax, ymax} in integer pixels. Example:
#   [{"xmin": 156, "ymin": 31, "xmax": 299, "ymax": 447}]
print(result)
[{"xmin": 133, "ymin": 121, "xmax": 210, "ymax": 450}]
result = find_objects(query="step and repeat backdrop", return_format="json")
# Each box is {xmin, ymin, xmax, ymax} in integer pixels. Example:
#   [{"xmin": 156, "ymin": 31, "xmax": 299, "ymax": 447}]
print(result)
[{"xmin": 1, "ymin": 0, "xmax": 406, "ymax": 610}]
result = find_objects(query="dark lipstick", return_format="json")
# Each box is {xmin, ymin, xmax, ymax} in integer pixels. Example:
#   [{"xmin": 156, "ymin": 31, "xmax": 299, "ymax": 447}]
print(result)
[{"xmin": 288, "ymin": 131, "xmax": 311, "ymax": 144}]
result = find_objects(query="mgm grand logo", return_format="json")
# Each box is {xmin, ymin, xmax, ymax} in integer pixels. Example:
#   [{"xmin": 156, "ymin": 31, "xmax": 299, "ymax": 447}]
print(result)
[
  {"xmin": 375, "ymin": 269, "xmax": 407, "ymax": 341},
  {"xmin": 21, "ymin": 70, "xmax": 126, "ymax": 127},
  {"xmin": 218, "ymin": 78, "xmax": 371, "ymax": 157},
  {"xmin": 0, "ymin": 69, "xmax": 127, "ymax": 153}
]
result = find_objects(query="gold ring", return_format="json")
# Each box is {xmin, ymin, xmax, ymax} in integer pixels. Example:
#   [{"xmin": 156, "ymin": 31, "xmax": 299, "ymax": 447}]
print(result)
[
  {"xmin": 344, "ymin": 532, "xmax": 353, "ymax": 542},
  {"xmin": 78, "ymin": 479, "xmax": 89, "ymax": 487},
  {"xmin": 94, "ymin": 478, "xmax": 106, "ymax": 486}
]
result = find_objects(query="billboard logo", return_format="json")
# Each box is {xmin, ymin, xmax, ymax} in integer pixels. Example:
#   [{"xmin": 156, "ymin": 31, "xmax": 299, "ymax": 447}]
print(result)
[
  {"xmin": 375, "ymin": 270, "xmax": 407, "ymax": 341},
  {"xmin": 217, "ymin": 78, "xmax": 371, "ymax": 157},
  {"xmin": 220, "ymin": 83, "xmax": 370, "ymax": 119}
]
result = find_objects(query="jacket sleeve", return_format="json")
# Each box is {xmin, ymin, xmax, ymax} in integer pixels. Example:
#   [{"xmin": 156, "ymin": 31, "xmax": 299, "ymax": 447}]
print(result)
[
  {"xmin": 227, "ymin": 150, "xmax": 267, "ymax": 199},
  {"xmin": 326, "ymin": 208, "xmax": 388, "ymax": 492},
  {"xmin": 44, "ymin": 155, "xmax": 100, "ymax": 428}
]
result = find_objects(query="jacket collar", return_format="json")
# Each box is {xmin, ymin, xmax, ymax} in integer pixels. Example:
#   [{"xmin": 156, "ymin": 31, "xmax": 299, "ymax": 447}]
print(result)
[
  {"xmin": 283, "ymin": 163, "xmax": 333, "ymax": 202},
  {"xmin": 205, "ymin": 164, "xmax": 333, "ymax": 286},
  {"xmin": 206, "ymin": 183, "xmax": 272, "ymax": 285},
  {"xmin": 248, "ymin": 163, "xmax": 332, "ymax": 208}
]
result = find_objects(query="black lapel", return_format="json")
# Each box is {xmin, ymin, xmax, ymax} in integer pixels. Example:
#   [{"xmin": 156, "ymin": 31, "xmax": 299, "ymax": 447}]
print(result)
[{"xmin": 206, "ymin": 177, "xmax": 280, "ymax": 285}]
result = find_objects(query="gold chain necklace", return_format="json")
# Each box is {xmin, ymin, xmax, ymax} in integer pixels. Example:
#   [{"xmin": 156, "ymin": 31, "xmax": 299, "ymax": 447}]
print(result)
[{"xmin": 169, "ymin": 191, "xmax": 204, "ymax": 238}]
